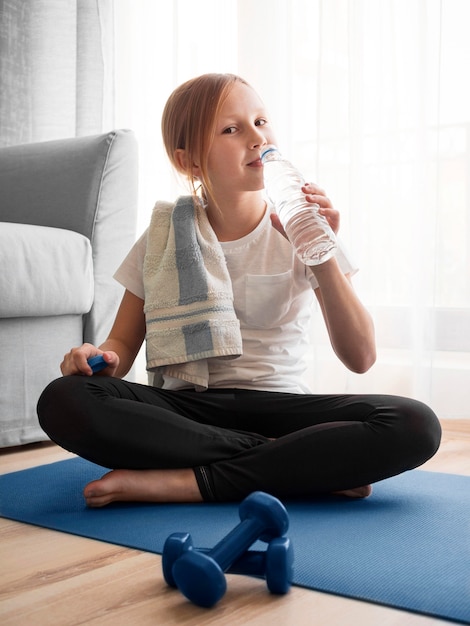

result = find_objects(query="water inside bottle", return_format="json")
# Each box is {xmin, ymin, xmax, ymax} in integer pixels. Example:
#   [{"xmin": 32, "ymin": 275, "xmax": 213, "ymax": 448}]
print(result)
[{"xmin": 284, "ymin": 208, "xmax": 337, "ymax": 265}]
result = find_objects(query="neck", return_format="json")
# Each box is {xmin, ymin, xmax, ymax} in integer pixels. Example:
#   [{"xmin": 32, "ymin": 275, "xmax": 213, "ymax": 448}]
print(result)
[{"xmin": 205, "ymin": 192, "xmax": 267, "ymax": 242}]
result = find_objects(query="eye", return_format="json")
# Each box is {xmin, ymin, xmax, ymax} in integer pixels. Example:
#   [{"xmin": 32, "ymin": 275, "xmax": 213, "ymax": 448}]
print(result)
[
  {"xmin": 222, "ymin": 126, "xmax": 237, "ymax": 134},
  {"xmin": 255, "ymin": 118, "xmax": 267, "ymax": 127}
]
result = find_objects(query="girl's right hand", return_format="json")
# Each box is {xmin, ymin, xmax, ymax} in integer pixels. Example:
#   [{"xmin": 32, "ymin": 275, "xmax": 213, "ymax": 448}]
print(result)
[{"xmin": 60, "ymin": 343, "xmax": 120, "ymax": 377}]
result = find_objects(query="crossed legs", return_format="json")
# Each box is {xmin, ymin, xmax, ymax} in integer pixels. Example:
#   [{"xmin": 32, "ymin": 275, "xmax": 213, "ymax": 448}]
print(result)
[{"xmin": 37, "ymin": 377, "xmax": 441, "ymax": 505}]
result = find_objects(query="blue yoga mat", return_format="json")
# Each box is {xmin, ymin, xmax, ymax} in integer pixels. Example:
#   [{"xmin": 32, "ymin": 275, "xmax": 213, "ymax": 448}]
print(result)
[{"xmin": 1, "ymin": 458, "xmax": 469, "ymax": 623}]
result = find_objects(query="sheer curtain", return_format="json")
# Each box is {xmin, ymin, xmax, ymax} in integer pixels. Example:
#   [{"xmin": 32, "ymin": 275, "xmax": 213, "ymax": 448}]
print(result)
[
  {"xmin": 117, "ymin": 0, "xmax": 469, "ymax": 418},
  {"xmin": 0, "ymin": 0, "xmax": 114, "ymax": 147}
]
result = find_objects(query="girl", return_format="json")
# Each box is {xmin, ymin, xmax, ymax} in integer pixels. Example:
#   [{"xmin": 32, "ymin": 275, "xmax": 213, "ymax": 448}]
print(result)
[{"xmin": 38, "ymin": 73, "xmax": 441, "ymax": 506}]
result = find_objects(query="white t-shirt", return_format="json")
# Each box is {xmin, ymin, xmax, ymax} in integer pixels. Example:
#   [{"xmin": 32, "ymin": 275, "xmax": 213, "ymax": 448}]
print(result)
[{"xmin": 114, "ymin": 205, "xmax": 356, "ymax": 394}]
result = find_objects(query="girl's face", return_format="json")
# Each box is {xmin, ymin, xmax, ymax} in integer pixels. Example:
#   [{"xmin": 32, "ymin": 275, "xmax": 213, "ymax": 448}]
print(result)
[{"xmin": 203, "ymin": 81, "xmax": 276, "ymax": 202}]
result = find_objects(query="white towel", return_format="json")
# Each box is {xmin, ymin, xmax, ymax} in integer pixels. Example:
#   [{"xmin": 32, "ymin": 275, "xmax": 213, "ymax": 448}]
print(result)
[{"xmin": 143, "ymin": 195, "xmax": 242, "ymax": 390}]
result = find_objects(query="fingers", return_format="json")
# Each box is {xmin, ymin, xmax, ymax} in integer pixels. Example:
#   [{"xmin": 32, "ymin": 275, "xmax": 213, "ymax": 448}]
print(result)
[
  {"xmin": 270, "ymin": 183, "xmax": 340, "ymax": 236},
  {"xmin": 60, "ymin": 344, "xmax": 95, "ymax": 376},
  {"xmin": 302, "ymin": 183, "xmax": 340, "ymax": 234},
  {"xmin": 98, "ymin": 351, "xmax": 119, "ymax": 375},
  {"xmin": 60, "ymin": 344, "xmax": 117, "ymax": 377},
  {"xmin": 318, "ymin": 207, "xmax": 340, "ymax": 234},
  {"xmin": 302, "ymin": 182, "xmax": 332, "ymax": 209}
]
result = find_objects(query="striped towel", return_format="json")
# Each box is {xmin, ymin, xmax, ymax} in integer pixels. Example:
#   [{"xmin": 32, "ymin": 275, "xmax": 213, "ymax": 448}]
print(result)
[{"xmin": 143, "ymin": 195, "xmax": 242, "ymax": 390}]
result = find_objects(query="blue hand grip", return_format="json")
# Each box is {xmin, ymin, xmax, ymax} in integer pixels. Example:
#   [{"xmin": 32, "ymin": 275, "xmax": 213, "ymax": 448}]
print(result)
[{"xmin": 87, "ymin": 355, "xmax": 107, "ymax": 374}]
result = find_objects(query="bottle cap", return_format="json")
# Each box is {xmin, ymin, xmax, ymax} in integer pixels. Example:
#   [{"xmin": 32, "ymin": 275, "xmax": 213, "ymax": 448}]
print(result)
[{"xmin": 260, "ymin": 145, "xmax": 279, "ymax": 161}]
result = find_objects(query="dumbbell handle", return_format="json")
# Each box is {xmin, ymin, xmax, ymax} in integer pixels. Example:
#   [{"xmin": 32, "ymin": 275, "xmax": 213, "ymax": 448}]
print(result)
[
  {"xmin": 229, "ymin": 549, "xmax": 268, "ymax": 577},
  {"xmin": 179, "ymin": 547, "xmax": 266, "ymax": 577},
  {"xmin": 208, "ymin": 517, "xmax": 268, "ymax": 571}
]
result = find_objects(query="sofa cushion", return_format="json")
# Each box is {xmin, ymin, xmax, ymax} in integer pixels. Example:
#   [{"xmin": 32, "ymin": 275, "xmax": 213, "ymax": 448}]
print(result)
[{"xmin": 0, "ymin": 222, "xmax": 94, "ymax": 317}]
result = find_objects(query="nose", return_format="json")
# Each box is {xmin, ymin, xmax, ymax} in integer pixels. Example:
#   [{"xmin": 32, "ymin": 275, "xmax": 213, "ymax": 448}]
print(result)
[{"xmin": 250, "ymin": 126, "xmax": 268, "ymax": 150}]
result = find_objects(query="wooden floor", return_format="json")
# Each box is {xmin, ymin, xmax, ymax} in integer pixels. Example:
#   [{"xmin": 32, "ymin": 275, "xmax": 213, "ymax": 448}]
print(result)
[{"xmin": 1, "ymin": 419, "xmax": 469, "ymax": 626}]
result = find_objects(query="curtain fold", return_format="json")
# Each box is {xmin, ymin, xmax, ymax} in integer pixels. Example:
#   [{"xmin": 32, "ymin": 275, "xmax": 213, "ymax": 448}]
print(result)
[{"xmin": 0, "ymin": 0, "xmax": 114, "ymax": 147}]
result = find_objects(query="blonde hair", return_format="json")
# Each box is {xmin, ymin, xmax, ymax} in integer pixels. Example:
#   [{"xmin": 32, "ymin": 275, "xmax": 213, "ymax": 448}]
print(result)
[{"xmin": 161, "ymin": 73, "xmax": 250, "ymax": 202}]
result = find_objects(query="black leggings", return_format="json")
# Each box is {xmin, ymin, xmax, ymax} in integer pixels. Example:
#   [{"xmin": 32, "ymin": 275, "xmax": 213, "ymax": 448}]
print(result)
[{"xmin": 37, "ymin": 376, "xmax": 441, "ymax": 502}]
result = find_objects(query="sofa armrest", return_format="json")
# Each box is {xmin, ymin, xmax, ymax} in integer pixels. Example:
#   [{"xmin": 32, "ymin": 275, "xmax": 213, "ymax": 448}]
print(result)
[
  {"xmin": 0, "ymin": 130, "xmax": 137, "ymax": 236},
  {"xmin": 0, "ymin": 130, "xmax": 138, "ymax": 345}
]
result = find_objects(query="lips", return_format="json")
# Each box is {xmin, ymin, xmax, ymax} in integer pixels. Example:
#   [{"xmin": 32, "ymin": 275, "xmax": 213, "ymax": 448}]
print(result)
[{"xmin": 248, "ymin": 158, "xmax": 263, "ymax": 167}]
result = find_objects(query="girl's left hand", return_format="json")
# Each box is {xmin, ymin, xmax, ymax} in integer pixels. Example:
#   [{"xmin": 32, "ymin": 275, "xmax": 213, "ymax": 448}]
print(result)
[
  {"xmin": 302, "ymin": 182, "xmax": 340, "ymax": 234},
  {"xmin": 270, "ymin": 182, "xmax": 340, "ymax": 237}
]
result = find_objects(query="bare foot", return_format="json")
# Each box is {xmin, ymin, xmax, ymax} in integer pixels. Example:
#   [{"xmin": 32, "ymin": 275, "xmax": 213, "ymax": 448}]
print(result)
[
  {"xmin": 83, "ymin": 468, "xmax": 203, "ymax": 508},
  {"xmin": 333, "ymin": 485, "xmax": 372, "ymax": 499}
]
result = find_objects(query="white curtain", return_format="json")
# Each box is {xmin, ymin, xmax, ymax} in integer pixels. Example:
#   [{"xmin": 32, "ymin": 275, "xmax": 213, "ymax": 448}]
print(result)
[
  {"xmin": 114, "ymin": 0, "xmax": 470, "ymax": 419},
  {"xmin": 0, "ymin": 0, "xmax": 114, "ymax": 147}
]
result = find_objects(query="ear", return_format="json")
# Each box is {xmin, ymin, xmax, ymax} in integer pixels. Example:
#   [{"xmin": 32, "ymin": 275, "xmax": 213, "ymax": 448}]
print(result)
[{"xmin": 174, "ymin": 149, "xmax": 201, "ymax": 177}]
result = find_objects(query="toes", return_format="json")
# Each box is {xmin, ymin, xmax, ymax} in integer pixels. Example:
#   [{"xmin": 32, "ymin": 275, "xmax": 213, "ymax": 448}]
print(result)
[
  {"xmin": 333, "ymin": 485, "xmax": 372, "ymax": 499},
  {"xmin": 83, "ymin": 474, "xmax": 117, "ymax": 507},
  {"xmin": 85, "ymin": 494, "xmax": 112, "ymax": 508}
]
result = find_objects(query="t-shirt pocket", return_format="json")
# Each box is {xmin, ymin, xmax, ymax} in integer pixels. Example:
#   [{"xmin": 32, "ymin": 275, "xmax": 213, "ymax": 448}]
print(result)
[{"xmin": 244, "ymin": 270, "xmax": 293, "ymax": 329}]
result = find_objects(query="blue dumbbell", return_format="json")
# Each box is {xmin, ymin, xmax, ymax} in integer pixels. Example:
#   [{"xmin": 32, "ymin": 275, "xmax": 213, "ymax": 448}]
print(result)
[
  {"xmin": 87, "ymin": 355, "xmax": 107, "ymax": 373},
  {"xmin": 229, "ymin": 536, "xmax": 293, "ymax": 594},
  {"xmin": 169, "ymin": 491, "xmax": 289, "ymax": 608},
  {"xmin": 162, "ymin": 532, "xmax": 293, "ymax": 595}
]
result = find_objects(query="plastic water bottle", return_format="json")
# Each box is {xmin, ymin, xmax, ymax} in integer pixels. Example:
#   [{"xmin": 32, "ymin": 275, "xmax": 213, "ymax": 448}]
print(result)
[{"xmin": 261, "ymin": 145, "xmax": 337, "ymax": 265}]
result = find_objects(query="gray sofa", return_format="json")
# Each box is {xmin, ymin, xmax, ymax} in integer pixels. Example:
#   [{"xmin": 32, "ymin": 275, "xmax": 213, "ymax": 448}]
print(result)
[{"xmin": 0, "ymin": 130, "xmax": 138, "ymax": 447}]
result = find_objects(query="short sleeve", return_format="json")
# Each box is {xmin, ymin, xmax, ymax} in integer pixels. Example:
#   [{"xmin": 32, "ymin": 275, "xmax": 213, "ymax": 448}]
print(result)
[{"xmin": 113, "ymin": 228, "xmax": 148, "ymax": 300}]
